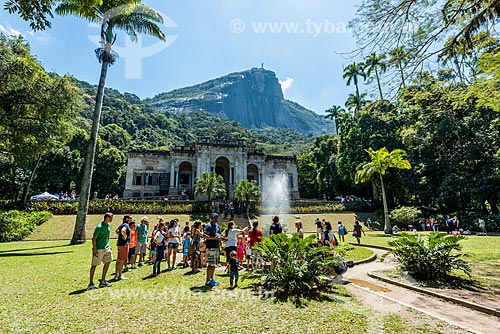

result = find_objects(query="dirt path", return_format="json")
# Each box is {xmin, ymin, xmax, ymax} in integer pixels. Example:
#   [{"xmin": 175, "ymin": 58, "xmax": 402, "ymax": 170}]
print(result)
[{"xmin": 343, "ymin": 248, "xmax": 500, "ymax": 334}]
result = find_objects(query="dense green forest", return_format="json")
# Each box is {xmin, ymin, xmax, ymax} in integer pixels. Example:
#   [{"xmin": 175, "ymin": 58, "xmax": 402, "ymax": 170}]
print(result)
[{"xmin": 298, "ymin": 1, "xmax": 500, "ymax": 216}]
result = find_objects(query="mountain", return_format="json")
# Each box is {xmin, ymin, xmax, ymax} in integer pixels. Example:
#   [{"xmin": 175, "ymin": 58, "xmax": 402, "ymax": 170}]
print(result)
[
  {"xmin": 75, "ymin": 80, "xmax": 316, "ymax": 156},
  {"xmin": 146, "ymin": 68, "xmax": 335, "ymax": 136}
]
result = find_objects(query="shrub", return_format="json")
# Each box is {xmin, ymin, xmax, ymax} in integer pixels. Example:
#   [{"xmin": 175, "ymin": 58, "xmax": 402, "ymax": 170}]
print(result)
[
  {"xmin": 0, "ymin": 210, "xmax": 52, "ymax": 242},
  {"xmin": 248, "ymin": 233, "xmax": 342, "ymax": 304},
  {"xmin": 27, "ymin": 211, "xmax": 53, "ymax": 226},
  {"xmin": 388, "ymin": 232, "xmax": 471, "ymax": 280},
  {"xmin": 455, "ymin": 212, "xmax": 500, "ymax": 232},
  {"xmin": 390, "ymin": 206, "xmax": 422, "ymax": 228},
  {"xmin": 292, "ymin": 203, "xmax": 347, "ymax": 213},
  {"xmin": 25, "ymin": 200, "xmax": 204, "ymax": 215},
  {"xmin": 0, "ymin": 200, "xmax": 17, "ymax": 211},
  {"xmin": 25, "ymin": 199, "xmax": 371, "ymax": 215},
  {"xmin": 334, "ymin": 243, "xmax": 355, "ymax": 256}
]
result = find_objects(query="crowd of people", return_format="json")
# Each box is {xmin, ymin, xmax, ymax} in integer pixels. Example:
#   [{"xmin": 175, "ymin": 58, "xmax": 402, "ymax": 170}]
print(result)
[
  {"xmin": 408, "ymin": 215, "xmax": 461, "ymax": 234},
  {"xmin": 87, "ymin": 213, "xmax": 366, "ymax": 291},
  {"xmin": 218, "ymin": 199, "xmax": 248, "ymax": 220},
  {"xmin": 56, "ymin": 190, "xmax": 77, "ymax": 200}
]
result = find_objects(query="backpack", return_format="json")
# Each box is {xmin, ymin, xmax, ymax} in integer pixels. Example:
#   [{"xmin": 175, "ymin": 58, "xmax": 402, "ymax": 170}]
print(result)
[
  {"xmin": 323, "ymin": 230, "xmax": 330, "ymax": 241},
  {"xmin": 332, "ymin": 234, "xmax": 338, "ymax": 247}
]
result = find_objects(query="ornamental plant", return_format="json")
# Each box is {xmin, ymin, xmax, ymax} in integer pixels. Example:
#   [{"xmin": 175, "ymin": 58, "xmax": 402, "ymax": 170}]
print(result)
[
  {"xmin": 389, "ymin": 232, "xmax": 471, "ymax": 280},
  {"xmin": 249, "ymin": 233, "xmax": 342, "ymax": 304}
]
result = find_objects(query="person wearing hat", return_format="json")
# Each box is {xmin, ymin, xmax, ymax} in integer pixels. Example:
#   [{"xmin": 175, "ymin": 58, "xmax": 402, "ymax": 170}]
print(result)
[
  {"xmin": 115, "ymin": 214, "xmax": 131, "ymax": 280},
  {"xmin": 203, "ymin": 213, "xmax": 222, "ymax": 287},
  {"xmin": 136, "ymin": 217, "xmax": 149, "ymax": 266}
]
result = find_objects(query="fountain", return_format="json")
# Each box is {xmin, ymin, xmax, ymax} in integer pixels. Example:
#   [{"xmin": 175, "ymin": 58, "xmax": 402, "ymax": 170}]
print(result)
[{"xmin": 261, "ymin": 172, "xmax": 293, "ymax": 235}]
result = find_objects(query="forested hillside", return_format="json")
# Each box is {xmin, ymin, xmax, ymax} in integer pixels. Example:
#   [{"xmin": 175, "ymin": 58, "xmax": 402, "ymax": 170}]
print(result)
[{"xmin": 0, "ymin": 38, "xmax": 318, "ymax": 203}]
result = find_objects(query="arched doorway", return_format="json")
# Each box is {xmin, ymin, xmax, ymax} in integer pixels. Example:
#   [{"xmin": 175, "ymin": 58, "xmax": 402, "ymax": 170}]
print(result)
[
  {"xmin": 247, "ymin": 164, "xmax": 259, "ymax": 184},
  {"xmin": 215, "ymin": 157, "xmax": 230, "ymax": 186},
  {"xmin": 179, "ymin": 161, "xmax": 194, "ymax": 191}
]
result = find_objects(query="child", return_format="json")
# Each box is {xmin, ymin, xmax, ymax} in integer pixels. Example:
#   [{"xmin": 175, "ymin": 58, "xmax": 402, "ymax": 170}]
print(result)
[
  {"xmin": 182, "ymin": 232, "xmax": 191, "ymax": 267},
  {"xmin": 126, "ymin": 220, "xmax": 137, "ymax": 271},
  {"xmin": 236, "ymin": 234, "xmax": 246, "ymax": 263},
  {"xmin": 226, "ymin": 250, "xmax": 241, "ymax": 288},
  {"xmin": 245, "ymin": 237, "xmax": 252, "ymax": 270}
]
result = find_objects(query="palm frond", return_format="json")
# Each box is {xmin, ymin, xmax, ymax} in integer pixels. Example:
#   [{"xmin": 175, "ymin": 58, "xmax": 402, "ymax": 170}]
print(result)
[{"xmin": 55, "ymin": 2, "xmax": 100, "ymax": 23}]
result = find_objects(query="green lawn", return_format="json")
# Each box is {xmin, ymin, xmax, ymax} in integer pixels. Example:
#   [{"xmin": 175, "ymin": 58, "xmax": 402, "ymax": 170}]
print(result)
[
  {"xmin": 26, "ymin": 213, "xmax": 372, "ymax": 241},
  {"xmin": 0, "ymin": 240, "xmax": 463, "ymax": 334},
  {"xmin": 361, "ymin": 231, "xmax": 500, "ymax": 290}
]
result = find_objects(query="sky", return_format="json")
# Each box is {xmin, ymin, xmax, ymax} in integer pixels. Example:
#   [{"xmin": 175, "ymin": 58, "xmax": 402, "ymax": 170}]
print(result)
[{"xmin": 0, "ymin": 0, "xmax": 364, "ymax": 114}]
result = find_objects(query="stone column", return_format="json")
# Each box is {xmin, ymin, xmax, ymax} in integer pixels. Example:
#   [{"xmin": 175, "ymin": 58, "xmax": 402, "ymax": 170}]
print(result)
[
  {"xmin": 196, "ymin": 156, "xmax": 202, "ymax": 180},
  {"xmin": 169, "ymin": 161, "xmax": 175, "ymax": 187},
  {"xmin": 241, "ymin": 154, "xmax": 247, "ymax": 182},
  {"xmin": 175, "ymin": 167, "xmax": 179, "ymax": 188}
]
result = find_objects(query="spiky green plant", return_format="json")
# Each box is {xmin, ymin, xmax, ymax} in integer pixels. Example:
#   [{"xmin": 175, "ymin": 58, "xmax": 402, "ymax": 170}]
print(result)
[
  {"xmin": 248, "ymin": 233, "xmax": 343, "ymax": 304},
  {"xmin": 389, "ymin": 232, "xmax": 471, "ymax": 280}
]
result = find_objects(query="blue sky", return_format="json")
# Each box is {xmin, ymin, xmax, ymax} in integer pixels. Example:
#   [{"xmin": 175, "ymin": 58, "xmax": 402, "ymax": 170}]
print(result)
[{"xmin": 0, "ymin": 0, "xmax": 364, "ymax": 114}]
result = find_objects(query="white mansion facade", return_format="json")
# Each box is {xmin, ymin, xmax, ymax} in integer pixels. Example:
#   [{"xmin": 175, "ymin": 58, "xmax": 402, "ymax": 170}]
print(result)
[{"xmin": 123, "ymin": 138, "xmax": 299, "ymax": 199}]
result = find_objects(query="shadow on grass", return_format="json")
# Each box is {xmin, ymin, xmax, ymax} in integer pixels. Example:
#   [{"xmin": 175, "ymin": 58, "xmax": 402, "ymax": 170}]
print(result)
[
  {"xmin": 389, "ymin": 268, "xmax": 484, "ymax": 291},
  {"xmin": 190, "ymin": 285, "xmax": 214, "ymax": 293},
  {"xmin": 0, "ymin": 244, "xmax": 71, "ymax": 254},
  {"xmin": 183, "ymin": 270, "xmax": 201, "ymax": 276},
  {"xmin": 241, "ymin": 273, "xmax": 346, "ymax": 307},
  {"xmin": 0, "ymin": 251, "xmax": 73, "ymax": 258},
  {"xmin": 369, "ymin": 233, "xmax": 398, "ymax": 238},
  {"xmin": 419, "ymin": 275, "xmax": 484, "ymax": 291},
  {"xmin": 68, "ymin": 288, "xmax": 88, "ymax": 295}
]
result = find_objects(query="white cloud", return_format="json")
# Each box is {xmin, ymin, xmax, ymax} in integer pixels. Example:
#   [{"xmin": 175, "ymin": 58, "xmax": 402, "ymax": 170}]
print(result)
[
  {"xmin": 279, "ymin": 77, "xmax": 294, "ymax": 94},
  {"xmin": 26, "ymin": 29, "xmax": 51, "ymax": 44},
  {"xmin": 0, "ymin": 23, "xmax": 24, "ymax": 37}
]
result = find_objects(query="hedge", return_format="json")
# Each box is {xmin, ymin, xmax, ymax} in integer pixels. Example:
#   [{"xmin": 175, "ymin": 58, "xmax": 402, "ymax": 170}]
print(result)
[
  {"xmin": 0, "ymin": 210, "xmax": 52, "ymax": 242},
  {"xmin": 26, "ymin": 200, "xmax": 208, "ymax": 215},
  {"xmin": 25, "ymin": 200, "xmax": 369, "ymax": 215}
]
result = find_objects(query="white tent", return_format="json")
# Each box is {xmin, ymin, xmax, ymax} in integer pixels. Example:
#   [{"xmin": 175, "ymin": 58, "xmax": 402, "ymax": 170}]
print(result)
[{"xmin": 30, "ymin": 192, "xmax": 59, "ymax": 201}]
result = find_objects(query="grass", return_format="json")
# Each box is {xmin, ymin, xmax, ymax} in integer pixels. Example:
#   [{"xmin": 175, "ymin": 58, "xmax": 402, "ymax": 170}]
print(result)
[
  {"xmin": 340, "ymin": 244, "xmax": 374, "ymax": 262},
  {"xmin": 381, "ymin": 313, "xmax": 450, "ymax": 334},
  {"xmin": 0, "ymin": 240, "xmax": 363, "ymax": 333},
  {"xmin": 24, "ymin": 214, "xmax": 197, "ymax": 241},
  {"xmin": 0, "ymin": 240, "xmax": 465, "ymax": 334}
]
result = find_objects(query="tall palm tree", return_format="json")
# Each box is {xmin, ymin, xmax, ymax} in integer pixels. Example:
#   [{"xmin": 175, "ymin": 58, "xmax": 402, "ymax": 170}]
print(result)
[
  {"xmin": 355, "ymin": 147, "xmax": 411, "ymax": 234},
  {"xmin": 56, "ymin": 0, "xmax": 166, "ymax": 244},
  {"xmin": 388, "ymin": 47, "xmax": 412, "ymax": 88},
  {"xmin": 234, "ymin": 180, "xmax": 261, "ymax": 221},
  {"xmin": 342, "ymin": 62, "xmax": 366, "ymax": 113},
  {"xmin": 345, "ymin": 93, "xmax": 368, "ymax": 113},
  {"xmin": 194, "ymin": 172, "xmax": 227, "ymax": 212},
  {"xmin": 324, "ymin": 105, "xmax": 345, "ymax": 135},
  {"xmin": 364, "ymin": 53, "xmax": 387, "ymax": 100}
]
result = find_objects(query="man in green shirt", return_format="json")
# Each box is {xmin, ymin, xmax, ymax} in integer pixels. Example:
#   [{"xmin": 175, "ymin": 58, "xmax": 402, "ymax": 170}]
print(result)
[
  {"xmin": 88, "ymin": 212, "xmax": 114, "ymax": 290},
  {"xmin": 136, "ymin": 216, "xmax": 149, "ymax": 266}
]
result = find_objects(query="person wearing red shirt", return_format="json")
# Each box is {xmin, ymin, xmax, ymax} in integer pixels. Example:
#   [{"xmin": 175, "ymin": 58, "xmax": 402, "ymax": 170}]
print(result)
[{"xmin": 248, "ymin": 220, "xmax": 264, "ymax": 270}]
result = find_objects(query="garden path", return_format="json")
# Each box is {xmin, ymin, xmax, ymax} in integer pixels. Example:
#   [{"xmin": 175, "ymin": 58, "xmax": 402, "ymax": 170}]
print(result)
[{"xmin": 343, "ymin": 247, "xmax": 500, "ymax": 334}]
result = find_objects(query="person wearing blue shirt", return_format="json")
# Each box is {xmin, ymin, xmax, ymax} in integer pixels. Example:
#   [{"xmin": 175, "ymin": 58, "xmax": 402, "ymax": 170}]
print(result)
[{"xmin": 203, "ymin": 213, "xmax": 221, "ymax": 287}]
